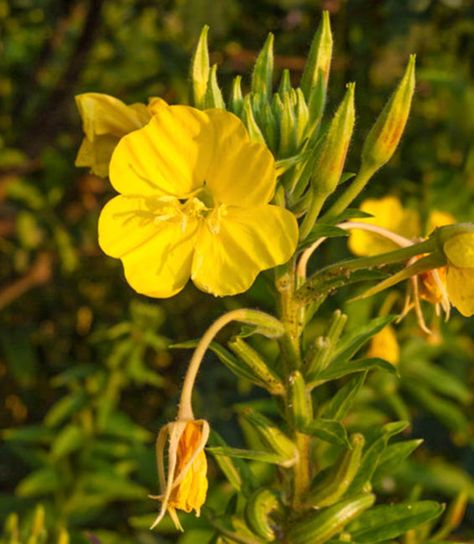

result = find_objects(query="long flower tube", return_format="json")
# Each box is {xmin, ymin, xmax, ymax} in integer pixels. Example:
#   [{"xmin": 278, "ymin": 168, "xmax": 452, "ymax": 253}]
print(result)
[{"xmin": 150, "ymin": 309, "xmax": 285, "ymax": 531}]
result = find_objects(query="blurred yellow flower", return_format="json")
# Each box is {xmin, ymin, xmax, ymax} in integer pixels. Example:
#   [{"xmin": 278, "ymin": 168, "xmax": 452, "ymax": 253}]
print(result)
[
  {"xmin": 367, "ymin": 325, "xmax": 399, "ymax": 365},
  {"xmin": 151, "ymin": 419, "xmax": 209, "ymax": 531},
  {"xmin": 99, "ymin": 104, "xmax": 298, "ymax": 297},
  {"xmin": 75, "ymin": 93, "xmax": 164, "ymax": 177},
  {"xmin": 348, "ymin": 196, "xmax": 420, "ymax": 256},
  {"xmin": 443, "ymin": 232, "xmax": 474, "ymax": 317}
]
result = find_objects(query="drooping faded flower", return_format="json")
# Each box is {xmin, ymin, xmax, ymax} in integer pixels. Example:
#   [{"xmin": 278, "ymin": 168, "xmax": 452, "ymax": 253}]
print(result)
[
  {"xmin": 443, "ymin": 232, "xmax": 474, "ymax": 317},
  {"xmin": 75, "ymin": 93, "xmax": 164, "ymax": 177},
  {"xmin": 150, "ymin": 419, "xmax": 209, "ymax": 531},
  {"xmin": 98, "ymin": 104, "xmax": 298, "ymax": 297}
]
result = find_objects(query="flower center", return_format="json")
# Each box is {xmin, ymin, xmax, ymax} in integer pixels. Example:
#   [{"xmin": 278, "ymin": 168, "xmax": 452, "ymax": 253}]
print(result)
[{"xmin": 145, "ymin": 184, "xmax": 226, "ymax": 234}]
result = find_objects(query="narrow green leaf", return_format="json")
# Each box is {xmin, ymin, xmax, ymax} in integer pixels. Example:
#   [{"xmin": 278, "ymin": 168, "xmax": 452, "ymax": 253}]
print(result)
[
  {"xmin": 308, "ymin": 357, "xmax": 396, "ymax": 387},
  {"xmin": 322, "ymin": 373, "xmax": 367, "ymax": 420},
  {"xmin": 300, "ymin": 418, "xmax": 349, "ymax": 447},
  {"xmin": 16, "ymin": 467, "xmax": 61, "ymax": 497},
  {"xmin": 373, "ymin": 439, "xmax": 424, "ymax": 482},
  {"xmin": 51, "ymin": 424, "xmax": 85, "ymax": 459},
  {"xmin": 348, "ymin": 501, "xmax": 444, "ymax": 542},
  {"xmin": 209, "ymin": 431, "xmax": 254, "ymax": 495},
  {"xmin": 44, "ymin": 393, "xmax": 88, "ymax": 428},
  {"xmin": 330, "ymin": 315, "xmax": 397, "ymax": 366},
  {"xmin": 207, "ymin": 446, "xmax": 288, "ymax": 465}
]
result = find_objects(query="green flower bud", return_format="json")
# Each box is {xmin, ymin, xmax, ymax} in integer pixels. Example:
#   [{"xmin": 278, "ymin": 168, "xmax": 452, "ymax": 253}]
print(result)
[
  {"xmin": 300, "ymin": 11, "xmax": 333, "ymax": 99},
  {"xmin": 287, "ymin": 494, "xmax": 375, "ymax": 544},
  {"xmin": 191, "ymin": 25, "xmax": 210, "ymax": 109},
  {"xmin": 243, "ymin": 95, "xmax": 266, "ymax": 144},
  {"xmin": 307, "ymin": 433, "xmax": 365, "ymax": 508},
  {"xmin": 228, "ymin": 336, "xmax": 284, "ymax": 395},
  {"xmin": 245, "ymin": 488, "xmax": 281, "ymax": 542},
  {"xmin": 279, "ymin": 94, "xmax": 297, "ymax": 157},
  {"xmin": 278, "ymin": 68, "xmax": 292, "ymax": 97},
  {"xmin": 230, "ymin": 75, "xmax": 244, "ymax": 117},
  {"xmin": 312, "ymin": 82, "xmax": 355, "ymax": 196},
  {"xmin": 361, "ymin": 55, "xmax": 415, "ymax": 172},
  {"xmin": 287, "ymin": 370, "xmax": 312, "ymax": 428},
  {"xmin": 252, "ymin": 33, "xmax": 274, "ymax": 100},
  {"xmin": 204, "ymin": 64, "xmax": 225, "ymax": 109},
  {"xmin": 240, "ymin": 408, "xmax": 298, "ymax": 467}
]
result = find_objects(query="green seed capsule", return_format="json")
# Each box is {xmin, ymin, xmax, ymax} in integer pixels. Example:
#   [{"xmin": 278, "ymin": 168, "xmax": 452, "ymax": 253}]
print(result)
[
  {"xmin": 287, "ymin": 494, "xmax": 375, "ymax": 544},
  {"xmin": 307, "ymin": 433, "xmax": 365, "ymax": 508},
  {"xmin": 287, "ymin": 370, "xmax": 312, "ymax": 428},
  {"xmin": 245, "ymin": 488, "xmax": 281, "ymax": 541}
]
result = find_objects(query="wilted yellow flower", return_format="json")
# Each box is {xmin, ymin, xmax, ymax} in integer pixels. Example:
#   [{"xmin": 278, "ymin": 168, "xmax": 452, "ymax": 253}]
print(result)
[
  {"xmin": 99, "ymin": 103, "xmax": 298, "ymax": 297},
  {"xmin": 367, "ymin": 325, "xmax": 399, "ymax": 365},
  {"xmin": 443, "ymin": 232, "xmax": 474, "ymax": 317},
  {"xmin": 348, "ymin": 196, "xmax": 420, "ymax": 256},
  {"xmin": 75, "ymin": 93, "xmax": 164, "ymax": 177},
  {"xmin": 151, "ymin": 419, "xmax": 209, "ymax": 531}
]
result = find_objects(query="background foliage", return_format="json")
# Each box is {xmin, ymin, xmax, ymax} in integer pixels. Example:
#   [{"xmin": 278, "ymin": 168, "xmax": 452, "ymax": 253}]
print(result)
[{"xmin": 0, "ymin": 0, "xmax": 473, "ymax": 542}]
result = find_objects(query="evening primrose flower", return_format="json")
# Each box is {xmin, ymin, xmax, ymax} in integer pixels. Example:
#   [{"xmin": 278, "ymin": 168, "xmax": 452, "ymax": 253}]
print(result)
[
  {"xmin": 443, "ymin": 232, "xmax": 474, "ymax": 317},
  {"xmin": 150, "ymin": 419, "xmax": 209, "ymax": 531},
  {"xmin": 99, "ymin": 104, "xmax": 298, "ymax": 297},
  {"xmin": 75, "ymin": 93, "xmax": 165, "ymax": 177}
]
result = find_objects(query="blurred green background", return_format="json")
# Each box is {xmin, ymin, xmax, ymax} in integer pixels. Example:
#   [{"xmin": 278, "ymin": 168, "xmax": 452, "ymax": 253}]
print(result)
[{"xmin": 1, "ymin": 0, "xmax": 473, "ymax": 542}]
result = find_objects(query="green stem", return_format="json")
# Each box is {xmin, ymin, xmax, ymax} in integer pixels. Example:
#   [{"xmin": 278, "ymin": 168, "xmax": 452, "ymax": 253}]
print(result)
[
  {"xmin": 299, "ymin": 191, "xmax": 327, "ymax": 241},
  {"xmin": 320, "ymin": 166, "xmax": 375, "ymax": 221}
]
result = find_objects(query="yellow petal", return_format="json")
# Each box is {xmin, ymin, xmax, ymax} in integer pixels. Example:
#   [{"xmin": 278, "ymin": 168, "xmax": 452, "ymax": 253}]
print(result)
[
  {"xmin": 191, "ymin": 205, "xmax": 298, "ymax": 296},
  {"xmin": 367, "ymin": 326, "xmax": 399, "ymax": 365},
  {"xmin": 205, "ymin": 109, "xmax": 276, "ymax": 206},
  {"xmin": 75, "ymin": 134, "xmax": 118, "ymax": 177},
  {"xmin": 109, "ymin": 105, "xmax": 213, "ymax": 197},
  {"xmin": 348, "ymin": 196, "xmax": 420, "ymax": 256},
  {"xmin": 447, "ymin": 265, "xmax": 474, "ymax": 317},
  {"xmin": 75, "ymin": 93, "xmax": 150, "ymax": 140},
  {"xmin": 444, "ymin": 233, "xmax": 474, "ymax": 268},
  {"xmin": 98, "ymin": 195, "xmax": 198, "ymax": 297},
  {"xmin": 426, "ymin": 210, "xmax": 455, "ymax": 233}
]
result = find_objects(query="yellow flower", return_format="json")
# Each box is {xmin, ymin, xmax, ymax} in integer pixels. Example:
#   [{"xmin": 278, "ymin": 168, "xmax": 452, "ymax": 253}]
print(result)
[
  {"xmin": 367, "ymin": 325, "xmax": 399, "ymax": 365},
  {"xmin": 75, "ymin": 93, "xmax": 165, "ymax": 177},
  {"xmin": 443, "ymin": 232, "xmax": 474, "ymax": 317},
  {"xmin": 98, "ymin": 104, "xmax": 298, "ymax": 297},
  {"xmin": 151, "ymin": 419, "xmax": 209, "ymax": 531},
  {"xmin": 348, "ymin": 196, "xmax": 420, "ymax": 256}
]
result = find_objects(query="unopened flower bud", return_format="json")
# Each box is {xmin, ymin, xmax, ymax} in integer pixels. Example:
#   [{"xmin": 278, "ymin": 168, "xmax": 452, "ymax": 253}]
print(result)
[
  {"xmin": 191, "ymin": 25, "xmax": 210, "ymax": 109},
  {"xmin": 361, "ymin": 55, "xmax": 415, "ymax": 172},
  {"xmin": 300, "ymin": 10, "xmax": 333, "ymax": 99},
  {"xmin": 312, "ymin": 83, "xmax": 355, "ymax": 196}
]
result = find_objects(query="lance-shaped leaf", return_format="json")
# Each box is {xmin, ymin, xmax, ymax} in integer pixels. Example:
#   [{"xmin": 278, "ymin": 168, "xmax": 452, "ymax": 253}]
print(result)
[
  {"xmin": 300, "ymin": 10, "xmax": 333, "ymax": 99},
  {"xmin": 299, "ymin": 418, "xmax": 349, "ymax": 447},
  {"xmin": 252, "ymin": 33, "xmax": 274, "ymax": 100},
  {"xmin": 209, "ymin": 431, "xmax": 255, "ymax": 495},
  {"xmin": 347, "ymin": 421, "xmax": 409, "ymax": 495},
  {"xmin": 191, "ymin": 25, "xmax": 210, "ymax": 108},
  {"xmin": 322, "ymin": 373, "xmax": 367, "ymax": 421},
  {"xmin": 307, "ymin": 357, "xmax": 397, "ymax": 388},
  {"xmin": 373, "ymin": 439, "xmax": 423, "ymax": 482},
  {"xmin": 347, "ymin": 501, "xmax": 444, "ymax": 543},
  {"xmin": 207, "ymin": 446, "xmax": 290, "ymax": 466},
  {"xmin": 287, "ymin": 494, "xmax": 375, "ymax": 544}
]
